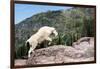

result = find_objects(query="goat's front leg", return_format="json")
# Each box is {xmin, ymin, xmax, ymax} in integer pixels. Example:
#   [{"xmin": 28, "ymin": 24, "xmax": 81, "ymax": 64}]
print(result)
[{"xmin": 46, "ymin": 37, "xmax": 52, "ymax": 45}]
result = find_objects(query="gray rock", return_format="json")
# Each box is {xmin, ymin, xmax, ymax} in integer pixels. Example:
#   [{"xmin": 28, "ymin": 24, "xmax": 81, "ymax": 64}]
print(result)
[{"xmin": 26, "ymin": 37, "xmax": 94, "ymax": 65}]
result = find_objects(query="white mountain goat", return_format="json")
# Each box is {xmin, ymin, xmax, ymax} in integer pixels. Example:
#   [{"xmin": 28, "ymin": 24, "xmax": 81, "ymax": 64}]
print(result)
[{"xmin": 26, "ymin": 26, "xmax": 58, "ymax": 58}]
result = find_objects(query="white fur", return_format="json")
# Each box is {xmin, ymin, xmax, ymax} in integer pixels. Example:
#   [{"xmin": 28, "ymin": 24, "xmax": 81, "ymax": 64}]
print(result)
[{"xmin": 26, "ymin": 26, "xmax": 58, "ymax": 58}]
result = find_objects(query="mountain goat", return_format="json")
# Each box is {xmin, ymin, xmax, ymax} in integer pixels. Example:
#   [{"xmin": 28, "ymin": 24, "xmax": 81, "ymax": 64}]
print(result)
[{"xmin": 26, "ymin": 26, "xmax": 58, "ymax": 58}]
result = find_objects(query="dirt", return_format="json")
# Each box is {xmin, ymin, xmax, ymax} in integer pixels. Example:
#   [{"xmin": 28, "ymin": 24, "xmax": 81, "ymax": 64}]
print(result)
[{"xmin": 15, "ymin": 59, "xmax": 27, "ymax": 66}]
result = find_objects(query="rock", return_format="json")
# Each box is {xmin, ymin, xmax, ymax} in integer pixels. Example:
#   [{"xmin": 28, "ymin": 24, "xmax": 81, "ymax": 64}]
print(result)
[
  {"xmin": 73, "ymin": 37, "xmax": 94, "ymax": 57},
  {"xmin": 26, "ymin": 37, "xmax": 94, "ymax": 65}
]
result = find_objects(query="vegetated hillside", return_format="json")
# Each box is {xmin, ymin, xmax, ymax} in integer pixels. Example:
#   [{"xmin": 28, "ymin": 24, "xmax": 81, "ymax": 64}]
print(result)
[{"xmin": 15, "ymin": 7, "xmax": 95, "ymax": 59}]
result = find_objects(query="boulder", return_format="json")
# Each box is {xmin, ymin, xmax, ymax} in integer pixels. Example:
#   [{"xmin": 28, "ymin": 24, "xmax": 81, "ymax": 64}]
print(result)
[{"xmin": 26, "ymin": 37, "xmax": 94, "ymax": 65}]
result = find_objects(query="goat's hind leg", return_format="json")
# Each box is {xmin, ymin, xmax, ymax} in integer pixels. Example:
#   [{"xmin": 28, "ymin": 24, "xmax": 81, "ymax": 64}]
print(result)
[
  {"xmin": 28, "ymin": 42, "xmax": 37, "ymax": 58},
  {"xmin": 28, "ymin": 47, "xmax": 33, "ymax": 58}
]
